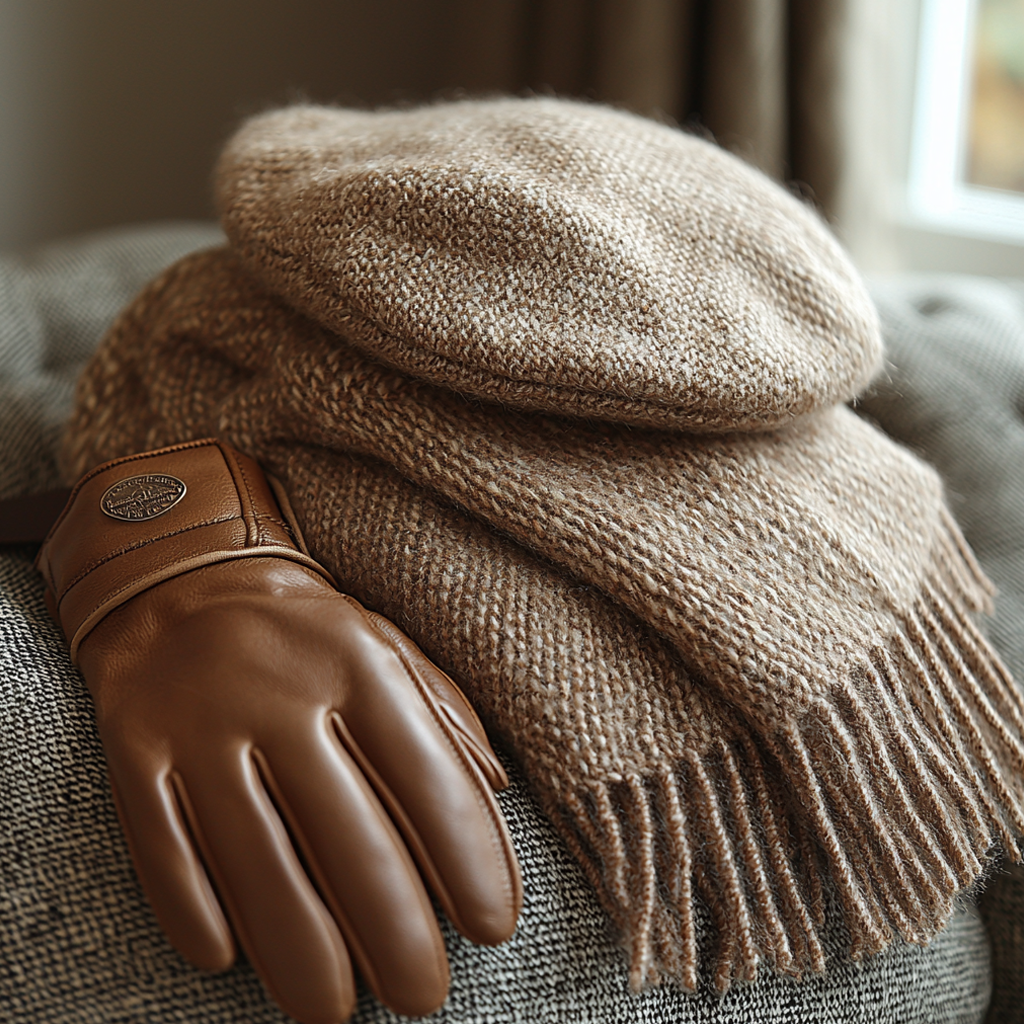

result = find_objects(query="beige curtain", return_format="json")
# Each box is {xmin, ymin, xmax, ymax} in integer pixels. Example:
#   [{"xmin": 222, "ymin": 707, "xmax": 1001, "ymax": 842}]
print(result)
[{"xmin": 508, "ymin": 0, "xmax": 845, "ymax": 218}]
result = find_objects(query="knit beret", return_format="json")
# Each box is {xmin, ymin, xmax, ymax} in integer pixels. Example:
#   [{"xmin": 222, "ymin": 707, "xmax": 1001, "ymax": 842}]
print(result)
[{"xmin": 216, "ymin": 99, "xmax": 882, "ymax": 431}]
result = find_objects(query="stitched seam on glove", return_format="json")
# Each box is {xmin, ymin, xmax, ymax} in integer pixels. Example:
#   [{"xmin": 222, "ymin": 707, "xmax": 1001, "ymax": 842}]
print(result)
[
  {"xmin": 57, "ymin": 513, "xmax": 240, "ymax": 595},
  {"xmin": 66, "ymin": 548, "xmax": 333, "ymax": 661},
  {"xmin": 41, "ymin": 439, "xmax": 337, "ymax": 661}
]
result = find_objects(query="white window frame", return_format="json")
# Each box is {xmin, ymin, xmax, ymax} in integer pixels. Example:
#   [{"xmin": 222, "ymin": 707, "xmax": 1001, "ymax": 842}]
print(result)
[{"xmin": 908, "ymin": 0, "xmax": 1024, "ymax": 245}]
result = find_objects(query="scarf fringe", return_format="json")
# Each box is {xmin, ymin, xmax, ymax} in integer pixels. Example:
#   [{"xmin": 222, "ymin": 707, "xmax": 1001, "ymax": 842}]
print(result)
[{"xmin": 548, "ymin": 511, "xmax": 1024, "ymax": 993}]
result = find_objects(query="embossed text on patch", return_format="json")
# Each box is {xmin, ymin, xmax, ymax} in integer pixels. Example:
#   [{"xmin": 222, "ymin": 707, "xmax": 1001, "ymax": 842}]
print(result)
[{"xmin": 100, "ymin": 474, "xmax": 187, "ymax": 522}]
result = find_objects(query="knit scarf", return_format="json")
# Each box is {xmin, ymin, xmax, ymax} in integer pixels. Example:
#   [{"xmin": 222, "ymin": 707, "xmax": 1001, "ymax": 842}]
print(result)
[{"xmin": 61, "ymin": 99, "xmax": 1024, "ymax": 992}]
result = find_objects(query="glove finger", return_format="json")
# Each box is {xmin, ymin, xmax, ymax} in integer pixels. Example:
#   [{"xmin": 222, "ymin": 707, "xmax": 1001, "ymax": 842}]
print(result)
[
  {"xmin": 363, "ymin": 609, "xmax": 509, "ymax": 791},
  {"xmin": 334, "ymin": 616, "xmax": 522, "ymax": 947},
  {"xmin": 175, "ymin": 747, "xmax": 356, "ymax": 1024},
  {"xmin": 255, "ymin": 722, "xmax": 450, "ymax": 1018},
  {"xmin": 103, "ymin": 754, "xmax": 235, "ymax": 972}
]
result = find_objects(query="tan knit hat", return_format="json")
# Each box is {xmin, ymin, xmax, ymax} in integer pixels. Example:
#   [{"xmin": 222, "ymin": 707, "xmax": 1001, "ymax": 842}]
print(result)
[
  {"xmin": 63, "ymin": 98, "xmax": 1024, "ymax": 993},
  {"xmin": 216, "ymin": 99, "xmax": 881, "ymax": 431}
]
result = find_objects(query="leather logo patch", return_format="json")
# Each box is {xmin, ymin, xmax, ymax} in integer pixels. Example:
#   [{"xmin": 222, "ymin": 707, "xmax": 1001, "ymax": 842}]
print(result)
[{"xmin": 100, "ymin": 474, "xmax": 187, "ymax": 522}]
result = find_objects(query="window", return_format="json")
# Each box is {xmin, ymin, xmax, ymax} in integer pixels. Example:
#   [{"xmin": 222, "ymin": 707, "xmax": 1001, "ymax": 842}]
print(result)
[{"xmin": 909, "ymin": 0, "xmax": 1024, "ymax": 244}]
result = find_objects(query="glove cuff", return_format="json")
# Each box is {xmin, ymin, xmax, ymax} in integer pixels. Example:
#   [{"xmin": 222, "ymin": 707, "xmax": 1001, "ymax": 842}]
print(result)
[{"xmin": 36, "ymin": 439, "xmax": 334, "ymax": 662}]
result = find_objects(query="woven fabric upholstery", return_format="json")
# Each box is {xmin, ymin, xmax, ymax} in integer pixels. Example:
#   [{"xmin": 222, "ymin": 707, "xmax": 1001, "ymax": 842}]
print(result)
[
  {"xmin": 0, "ymin": 549, "xmax": 994, "ymax": 1023},
  {"xmin": 0, "ymin": 225, "xmax": 998, "ymax": 1022},
  {"xmin": 0, "ymin": 222, "xmax": 224, "ymax": 500}
]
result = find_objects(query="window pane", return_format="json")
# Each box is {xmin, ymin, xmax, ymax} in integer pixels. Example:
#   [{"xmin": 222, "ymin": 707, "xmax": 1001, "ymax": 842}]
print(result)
[{"xmin": 967, "ymin": 0, "xmax": 1024, "ymax": 193}]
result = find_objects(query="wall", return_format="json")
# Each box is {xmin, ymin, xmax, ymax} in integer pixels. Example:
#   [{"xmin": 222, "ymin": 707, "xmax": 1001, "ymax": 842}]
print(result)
[{"xmin": 0, "ymin": 0, "xmax": 521, "ymax": 247}]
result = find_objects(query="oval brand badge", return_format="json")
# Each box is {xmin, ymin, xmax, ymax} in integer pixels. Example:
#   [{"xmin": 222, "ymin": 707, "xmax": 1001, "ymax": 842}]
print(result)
[{"xmin": 100, "ymin": 474, "xmax": 187, "ymax": 522}]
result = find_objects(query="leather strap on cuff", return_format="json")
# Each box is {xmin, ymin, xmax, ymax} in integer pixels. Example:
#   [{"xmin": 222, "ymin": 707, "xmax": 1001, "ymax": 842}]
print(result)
[{"xmin": 36, "ymin": 438, "xmax": 334, "ymax": 662}]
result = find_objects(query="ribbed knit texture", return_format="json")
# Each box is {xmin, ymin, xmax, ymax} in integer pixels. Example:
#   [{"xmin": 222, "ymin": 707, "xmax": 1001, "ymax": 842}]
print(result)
[{"xmin": 61, "ymin": 99, "xmax": 1024, "ymax": 993}]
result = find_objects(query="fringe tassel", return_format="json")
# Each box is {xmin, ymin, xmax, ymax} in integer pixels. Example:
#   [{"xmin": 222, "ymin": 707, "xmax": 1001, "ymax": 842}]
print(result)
[{"xmin": 546, "ymin": 517, "xmax": 1024, "ymax": 993}]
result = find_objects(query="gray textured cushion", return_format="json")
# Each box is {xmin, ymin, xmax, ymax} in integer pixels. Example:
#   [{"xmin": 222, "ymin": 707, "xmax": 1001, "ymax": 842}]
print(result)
[
  {"xmin": 0, "ymin": 226, "xmax": 999, "ymax": 1023},
  {"xmin": 862, "ymin": 276, "xmax": 1024, "ymax": 689},
  {"xmin": 0, "ymin": 222, "xmax": 224, "ymax": 499},
  {"xmin": 0, "ymin": 551, "xmax": 995, "ymax": 1023}
]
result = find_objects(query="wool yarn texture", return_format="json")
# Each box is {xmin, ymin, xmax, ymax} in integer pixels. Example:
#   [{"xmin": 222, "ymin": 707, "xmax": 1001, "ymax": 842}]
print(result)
[{"xmin": 62, "ymin": 99, "xmax": 1024, "ymax": 993}]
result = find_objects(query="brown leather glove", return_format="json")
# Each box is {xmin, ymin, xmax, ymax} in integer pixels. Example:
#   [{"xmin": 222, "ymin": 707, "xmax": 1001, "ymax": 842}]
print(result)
[{"xmin": 35, "ymin": 439, "xmax": 521, "ymax": 1024}]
